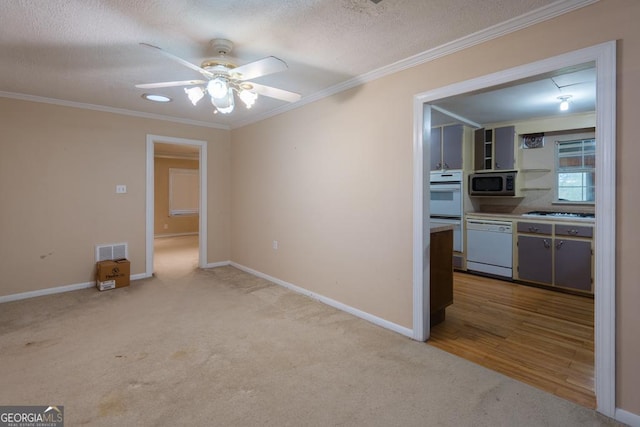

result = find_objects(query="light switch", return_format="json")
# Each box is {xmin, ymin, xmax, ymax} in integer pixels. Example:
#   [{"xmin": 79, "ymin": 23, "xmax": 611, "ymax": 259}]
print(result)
[{"xmin": 116, "ymin": 185, "xmax": 127, "ymax": 194}]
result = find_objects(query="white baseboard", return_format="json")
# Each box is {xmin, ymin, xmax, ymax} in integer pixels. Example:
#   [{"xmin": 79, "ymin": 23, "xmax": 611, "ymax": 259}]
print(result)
[
  {"xmin": 229, "ymin": 262, "xmax": 414, "ymax": 339},
  {"xmin": 616, "ymin": 408, "xmax": 640, "ymax": 427},
  {"xmin": 0, "ymin": 272, "xmax": 151, "ymax": 304},
  {"xmin": 203, "ymin": 261, "xmax": 230, "ymax": 269}
]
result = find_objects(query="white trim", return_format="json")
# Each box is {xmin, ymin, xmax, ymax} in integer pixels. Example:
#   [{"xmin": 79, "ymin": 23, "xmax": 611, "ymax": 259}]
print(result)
[
  {"xmin": 0, "ymin": 91, "xmax": 229, "ymax": 130},
  {"xmin": 615, "ymin": 408, "xmax": 640, "ymax": 427},
  {"xmin": 146, "ymin": 135, "xmax": 208, "ymax": 276},
  {"xmin": 203, "ymin": 261, "xmax": 231, "ymax": 269},
  {"xmin": 412, "ymin": 41, "xmax": 616, "ymax": 417},
  {"xmin": 231, "ymin": 262, "xmax": 414, "ymax": 339},
  {"xmin": 412, "ymin": 102, "xmax": 428, "ymax": 341},
  {"xmin": 230, "ymin": 0, "xmax": 597, "ymax": 129},
  {"xmin": 0, "ymin": 273, "xmax": 151, "ymax": 304},
  {"xmin": 593, "ymin": 39, "xmax": 617, "ymax": 418}
]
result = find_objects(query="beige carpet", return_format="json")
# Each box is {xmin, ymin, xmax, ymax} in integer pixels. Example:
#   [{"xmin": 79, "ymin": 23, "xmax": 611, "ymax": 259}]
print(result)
[{"xmin": 0, "ymin": 236, "xmax": 621, "ymax": 426}]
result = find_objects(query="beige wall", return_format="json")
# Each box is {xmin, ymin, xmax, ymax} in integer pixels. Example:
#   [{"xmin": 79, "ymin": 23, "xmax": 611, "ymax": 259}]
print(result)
[
  {"xmin": 154, "ymin": 157, "xmax": 199, "ymax": 236},
  {"xmin": 0, "ymin": 99, "xmax": 230, "ymax": 295},
  {"xmin": 230, "ymin": 0, "xmax": 640, "ymax": 414}
]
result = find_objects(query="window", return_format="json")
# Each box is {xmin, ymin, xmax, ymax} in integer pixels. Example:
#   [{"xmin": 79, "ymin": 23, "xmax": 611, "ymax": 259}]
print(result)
[
  {"xmin": 169, "ymin": 168, "xmax": 199, "ymax": 215},
  {"xmin": 555, "ymin": 138, "xmax": 595, "ymax": 203}
]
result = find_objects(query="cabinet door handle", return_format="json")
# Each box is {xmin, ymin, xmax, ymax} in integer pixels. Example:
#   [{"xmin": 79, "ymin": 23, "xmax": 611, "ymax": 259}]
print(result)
[
  {"xmin": 436, "ymin": 162, "xmax": 442, "ymax": 169},
  {"xmin": 528, "ymin": 226, "xmax": 539, "ymax": 232},
  {"xmin": 495, "ymin": 162, "xmax": 501, "ymax": 169},
  {"xmin": 556, "ymin": 240, "xmax": 564, "ymax": 249},
  {"xmin": 568, "ymin": 229, "xmax": 579, "ymax": 235},
  {"xmin": 543, "ymin": 239, "xmax": 550, "ymax": 249},
  {"xmin": 443, "ymin": 162, "xmax": 449, "ymax": 169}
]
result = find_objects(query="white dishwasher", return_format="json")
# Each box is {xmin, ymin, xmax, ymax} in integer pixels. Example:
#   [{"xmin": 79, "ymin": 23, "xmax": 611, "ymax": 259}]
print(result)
[{"xmin": 466, "ymin": 218, "xmax": 513, "ymax": 278}]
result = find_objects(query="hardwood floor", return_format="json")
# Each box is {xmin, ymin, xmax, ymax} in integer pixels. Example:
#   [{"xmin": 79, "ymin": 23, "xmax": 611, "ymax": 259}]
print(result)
[{"xmin": 428, "ymin": 271, "xmax": 595, "ymax": 408}]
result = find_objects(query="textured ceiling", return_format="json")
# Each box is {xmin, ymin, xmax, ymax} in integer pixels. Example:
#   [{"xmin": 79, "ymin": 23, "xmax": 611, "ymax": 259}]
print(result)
[{"xmin": 0, "ymin": 0, "xmax": 592, "ymax": 129}]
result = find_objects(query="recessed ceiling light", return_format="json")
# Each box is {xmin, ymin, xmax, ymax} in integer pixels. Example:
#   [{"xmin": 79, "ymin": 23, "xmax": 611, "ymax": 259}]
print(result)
[{"xmin": 142, "ymin": 93, "xmax": 172, "ymax": 103}]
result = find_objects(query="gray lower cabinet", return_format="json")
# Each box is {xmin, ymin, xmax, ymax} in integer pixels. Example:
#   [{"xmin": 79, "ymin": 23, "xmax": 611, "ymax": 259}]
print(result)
[
  {"xmin": 554, "ymin": 239, "xmax": 592, "ymax": 291},
  {"xmin": 517, "ymin": 235, "xmax": 552, "ymax": 284},
  {"xmin": 516, "ymin": 221, "xmax": 593, "ymax": 293}
]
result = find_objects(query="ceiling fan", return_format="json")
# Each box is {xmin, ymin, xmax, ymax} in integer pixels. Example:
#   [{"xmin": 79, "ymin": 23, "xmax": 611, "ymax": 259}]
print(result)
[{"xmin": 136, "ymin": 39, "xmax": 301, "ymax": 114}]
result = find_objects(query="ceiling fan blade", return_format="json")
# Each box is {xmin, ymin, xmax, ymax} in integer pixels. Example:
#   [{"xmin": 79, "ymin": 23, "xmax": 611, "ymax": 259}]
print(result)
[
  {"xmin": 140, "ymin": 43, "xmax": 214, "ymax": 78},
  {"xmin": 247, "ymin": 82, "xmax": 301, "ymax": 103},
  {"xmin": 136, "ymin": 79, "xmax": 207, "ymax": 89},
  {"xmin": 232, "ymin": 57, "xmax": 288, "ymax": 81}
]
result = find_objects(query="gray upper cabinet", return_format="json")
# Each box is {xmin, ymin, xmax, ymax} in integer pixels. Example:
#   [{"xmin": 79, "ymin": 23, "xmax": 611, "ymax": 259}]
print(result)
[
  {"xmin": 430, "ymin": 127, "xmax": 443, "ymax": 171},
  {"xmin": 442, "ymin": 125, "xmax": 463, "ymax": 170},
  {"xmin": 494, "ymin": 126, "xmax": 516, "ymax": 170},
  {"xmin": 473, "ymin": 125, "xmax": 516, "ymax": 171},
  {"xmin": 431, "ymin": 124, "xmax": 463, "ymax": 171}
]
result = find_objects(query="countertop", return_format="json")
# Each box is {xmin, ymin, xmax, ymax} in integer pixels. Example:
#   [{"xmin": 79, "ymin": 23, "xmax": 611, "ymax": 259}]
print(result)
[
  {"xmin": 465, "ymin": 212, "xmax": 595, "ymax": 224},
  {"xmin": 430, "ymin": 224, "xmax": 455, "ymax": 233}
]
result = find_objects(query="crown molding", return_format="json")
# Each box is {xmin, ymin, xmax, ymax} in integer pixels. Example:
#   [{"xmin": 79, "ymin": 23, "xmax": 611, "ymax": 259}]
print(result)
[
  {"xmin": 0, "ymin": 91, "xmax": 230, "ymax": 130},
  {"xmin": 0, "ymin": 0, "xmax": 597, "ymax": 131},
  {"xmin": 230, "ymin": 0, "xmax": 598, "ymax": 129}
]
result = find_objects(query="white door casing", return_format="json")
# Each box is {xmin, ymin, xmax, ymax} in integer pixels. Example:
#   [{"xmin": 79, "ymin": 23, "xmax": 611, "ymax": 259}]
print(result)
[{"xmin": 146, "ymin": 134, "xmax": 208, "ymax": 274}]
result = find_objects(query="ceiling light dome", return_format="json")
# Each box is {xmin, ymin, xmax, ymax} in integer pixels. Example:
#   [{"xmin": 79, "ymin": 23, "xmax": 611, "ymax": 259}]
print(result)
[
  {"xmin": 211, "ymin": 86, "xmax": 235, "ymax": 114},
  {"xmin": 207, "ymin": 78, "xmax": 229, "ymax": 99},
  {"xmin": 558, "ymin": 95, "xmax": 572, "ymax": 111}
]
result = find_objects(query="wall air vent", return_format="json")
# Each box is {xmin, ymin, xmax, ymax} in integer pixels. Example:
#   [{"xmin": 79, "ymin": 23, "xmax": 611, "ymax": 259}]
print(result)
[{"xmin": 96, "ymin": 243, "xmax": 128, "ymax": 262}]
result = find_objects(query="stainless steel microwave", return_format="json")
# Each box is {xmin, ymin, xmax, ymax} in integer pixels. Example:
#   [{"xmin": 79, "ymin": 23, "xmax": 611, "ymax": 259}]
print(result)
[{"xmin": 469, "ymin": 171, "xmax": 517, "ymax": 196}]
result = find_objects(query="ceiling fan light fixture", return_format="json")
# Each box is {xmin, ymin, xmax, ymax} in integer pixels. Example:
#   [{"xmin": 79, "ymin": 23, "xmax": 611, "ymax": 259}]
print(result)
[
  {"xmin": 184, "ymin": 87, "xmax": 205, "ymax": 105},
  {"xmin": 239, "ymin": 90, "xmax": 258, "ymax": 108},
  {"xmin": 211, "ymin": 87, "xmax": 235, "ymax": 114},
  {"xmin": 138, "ymin": 40, "xmax": 300, "ymax": 117},
  {"xmin": 207, "ymin": 77, "xmax": 229, "ymax": 99}
]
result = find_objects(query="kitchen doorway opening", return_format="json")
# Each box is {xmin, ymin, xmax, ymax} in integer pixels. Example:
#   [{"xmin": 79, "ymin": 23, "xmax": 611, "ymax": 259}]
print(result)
[
  {"xmin": 412, "ymin": 41, "xmax": 616, "ymax": 417},
  {"xmin": 145, "ymin": 135, "xmax": 208, "ymax": 277}
]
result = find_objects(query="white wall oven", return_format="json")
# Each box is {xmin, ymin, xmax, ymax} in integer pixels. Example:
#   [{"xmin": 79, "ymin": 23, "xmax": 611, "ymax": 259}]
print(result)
[{"xmin": 430, "ymin": 171, "xmax": 463, "ymax": 267}]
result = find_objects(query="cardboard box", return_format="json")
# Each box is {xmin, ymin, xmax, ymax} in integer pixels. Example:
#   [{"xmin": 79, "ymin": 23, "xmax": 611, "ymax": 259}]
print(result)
[{"xmin": 96, "ymin": 259, "xmax": 130, "ymax": 291}]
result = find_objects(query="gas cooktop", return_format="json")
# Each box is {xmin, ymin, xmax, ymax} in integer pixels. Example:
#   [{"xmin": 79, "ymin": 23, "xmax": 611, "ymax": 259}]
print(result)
[{"xmin": 523, "ymin": 211, "xmax": 595, "ymax": 219}]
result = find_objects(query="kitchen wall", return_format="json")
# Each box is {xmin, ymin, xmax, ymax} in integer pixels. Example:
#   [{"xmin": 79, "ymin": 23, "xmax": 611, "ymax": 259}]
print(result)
[
  {"xmin": 154, "ymin": 157, "xmax": 199, "ymax": 236},
  {"xmin": 0, "ymin": 98, "xmax": 231, "ymax": 296},
  {"xmin": 230, "ymin": 0, "xmax": 640, "ymax": 416},
  {"xmin": 473, "ymin": 112, "xmax": 596, "ymax": 213}
]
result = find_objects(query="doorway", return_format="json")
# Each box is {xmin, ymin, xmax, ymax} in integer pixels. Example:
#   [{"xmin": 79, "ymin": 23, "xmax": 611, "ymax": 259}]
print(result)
[
  {"xmin": 145, "ymin": 135, "xmax": 208, "ymax": 276},
  {"xmin": 412, "ymin": 42, "xmax": 616, "ymax": 416}
]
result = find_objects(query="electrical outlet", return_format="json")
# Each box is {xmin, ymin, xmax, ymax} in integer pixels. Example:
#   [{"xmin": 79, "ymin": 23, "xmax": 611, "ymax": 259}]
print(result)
[
  {"xmin": 272, "ymin": 240, "xmax": 279, "ymax": 250},
  {"xmin": 116, "ymin": 185, "xmax": 127, "ymax": 194}
]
